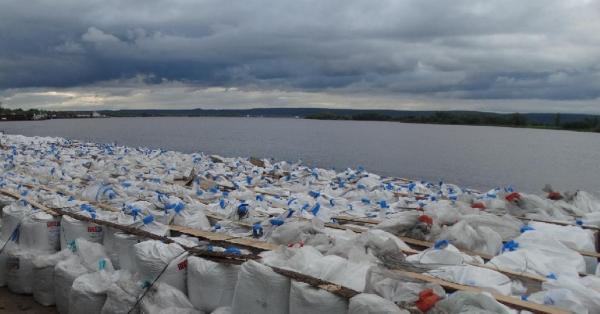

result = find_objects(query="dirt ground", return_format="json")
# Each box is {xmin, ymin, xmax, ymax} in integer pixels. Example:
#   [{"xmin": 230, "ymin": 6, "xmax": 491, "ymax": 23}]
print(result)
[{"xmin": 0, "ymin": 287, "xmax": 57, "ymax": 313}]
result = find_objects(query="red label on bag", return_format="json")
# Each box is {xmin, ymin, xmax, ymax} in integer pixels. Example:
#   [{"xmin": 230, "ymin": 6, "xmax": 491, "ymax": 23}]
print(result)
[
  {"xmin": 87, "ymin": 226, "xmax": 102, "ymax": 233},
  {"xmin": 177, "ymin": 260, "xmax": 188, "ymax": 270},
  {"xmin": 46, "ymin": 221, "xmax": 60, "ymax": 227}
]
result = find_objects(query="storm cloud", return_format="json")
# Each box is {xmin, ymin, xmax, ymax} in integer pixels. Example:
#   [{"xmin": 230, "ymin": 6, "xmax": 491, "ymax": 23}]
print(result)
[{"xmin": 1, "ymin": 0, "xmax": 599, "ymax": 112}]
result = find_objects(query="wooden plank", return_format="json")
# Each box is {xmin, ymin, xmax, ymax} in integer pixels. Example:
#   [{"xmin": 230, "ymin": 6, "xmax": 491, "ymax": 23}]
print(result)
[
  {"xmin": 169, "ymin": 225, "xmax": 235, "ymax": 242},
  {"xmin": 512, "ymin": 215, "xmax": 600, "ymax": 231},
  {"xmin": 398, "ymin": 236, "xmax": 496, "ymax": 260},
  {"xmin": 227, "ymin": 237, "xmax": 279, "ymax": 251},
  {"xmin": 0, "ymin": 189, "xmax": 59, "ymax": 216}
]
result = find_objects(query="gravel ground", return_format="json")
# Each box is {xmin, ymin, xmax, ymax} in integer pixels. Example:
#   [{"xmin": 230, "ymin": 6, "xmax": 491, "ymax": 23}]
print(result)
[{"xmin": 0, "ymin": 287, "xmax": 57, "ymax": 313}]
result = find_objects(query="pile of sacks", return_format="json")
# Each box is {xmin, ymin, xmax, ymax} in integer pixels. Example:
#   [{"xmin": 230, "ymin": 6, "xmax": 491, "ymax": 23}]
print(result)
[
  {"xmin": 0, "ymin": 196, "xmax": 524, "ymax": 314},
  {"xmin": 2, "ymin": 133, "xmax": 600, "ymax": 313}
]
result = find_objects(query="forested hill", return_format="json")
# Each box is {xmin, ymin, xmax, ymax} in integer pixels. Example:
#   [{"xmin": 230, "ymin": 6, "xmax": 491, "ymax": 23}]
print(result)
[{"xmin": 95, "ymin": 108, "xmax": 599, "ymax": 132}]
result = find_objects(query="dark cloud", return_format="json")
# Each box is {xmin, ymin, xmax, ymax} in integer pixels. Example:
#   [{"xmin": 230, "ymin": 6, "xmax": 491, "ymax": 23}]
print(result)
[{"xmin": 1, "ymin": 0, "xmax": 599, "ymax": 111}]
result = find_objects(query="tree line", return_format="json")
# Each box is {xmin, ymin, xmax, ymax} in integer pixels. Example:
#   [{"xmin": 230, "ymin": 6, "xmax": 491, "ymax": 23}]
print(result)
[{"xmin": 306, "ymin": 111, "xmax": 600, "ymax": 133}]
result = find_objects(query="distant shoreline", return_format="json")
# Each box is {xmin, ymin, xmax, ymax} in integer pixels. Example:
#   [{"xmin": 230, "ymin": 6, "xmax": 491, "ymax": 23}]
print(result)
[{"xmin": 2, "ymin": 107, "xmax": 599, "ymax": 133}]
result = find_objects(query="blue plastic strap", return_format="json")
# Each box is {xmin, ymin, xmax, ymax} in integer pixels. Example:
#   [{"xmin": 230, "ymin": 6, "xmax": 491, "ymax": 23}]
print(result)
[
  {"xmin": 311, "ymin": 203, "xmax": 320, "ymax": 215},
  {"xmin": 520, "ymin": 225, "xmax": 535, "ymax": 233},
  {"xmin": 173, "ymin": 202, "xmax": 185, "ymax": 213},
  {"xmin": 98, "ymin": 259, "xmax": 106, "ymax": 271},
  {"xmin": 142, "ymin": 215, "xmax": 154, "ymax": 225},
  {"xmin": 237, "ymin": 203, "xmax": 249, "ymax": 217},
  {"xmin": 225, "ymin": 247, "xmax": 241, "ymax": 255},
  {"xmin": 252, "ymin": 223, "xmax": 263, "ymax": 238},
  {"xmin": 502, "ymin": 240, "xmax": 519, "ymax": 252},
  {"xmin": 434, "ymin": 239, "xmax": 449, "ymax": 249},
  {"xmin": 270, "ymin": 218, "xmax": 284, "ymax": 226}
]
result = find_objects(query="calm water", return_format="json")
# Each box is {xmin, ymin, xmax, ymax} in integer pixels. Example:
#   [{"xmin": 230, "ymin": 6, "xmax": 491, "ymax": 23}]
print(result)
[{"xmin": 2, "ymin": 117, "xmax": 599, "ymax": 193}]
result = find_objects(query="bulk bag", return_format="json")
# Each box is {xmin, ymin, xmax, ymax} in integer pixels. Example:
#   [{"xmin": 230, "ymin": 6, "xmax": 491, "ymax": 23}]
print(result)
[
  {"xmin": 140, "ymin": 282, "xmax": 200, "ymax": 314},
  {"xmin": 187, "ymin": 256, "xmax": 239, "ymax": 312},
  {"xmin": 289, "ymin": 281, "xmax": 348, "ymax": 314},
  {"xmin": 6, "ymin": 246, "xmax": 35, "ymax": 294},
  {"xmin": 68, "ymin": 270, "xmax": 114, "ymax": 314},
  {"xmin": 348, "ymin": 293, "xmax": 407, "ymax": 314},
  {"xmin": 134, "ymin": 240, "xmax": 188, "ymax": 293},
  {"xmin": 20, "ymin": 211, "xmax": 60, "ymax": 252},
  {"xmin": 32, "ymin": 250, "xmax": 72, "ymax": 306},
  {"xmin": 60, "ymin": 214, "xmax": 104, "ymax": 249},
  {"xmin": 231, "ymin": 260, "xmax": 290, "ymax": 314}
]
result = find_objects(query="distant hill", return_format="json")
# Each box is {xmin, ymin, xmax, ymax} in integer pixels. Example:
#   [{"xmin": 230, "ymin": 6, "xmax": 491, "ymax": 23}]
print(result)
[{"xmin": 96, "ymin": 107, "xmax": 591, "ymax": 122}]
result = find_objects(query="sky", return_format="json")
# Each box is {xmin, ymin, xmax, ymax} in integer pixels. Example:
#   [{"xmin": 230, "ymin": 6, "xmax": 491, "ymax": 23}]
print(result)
[{"xmin": 0, "ymin": 0, "xmax": 599, "ymax": 113}]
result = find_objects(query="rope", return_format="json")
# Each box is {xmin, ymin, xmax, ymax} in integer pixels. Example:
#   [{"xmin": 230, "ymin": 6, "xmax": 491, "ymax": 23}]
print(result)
[{"xmin": 127, "ymin": 250, "xmax": 190, "ymax": 314}]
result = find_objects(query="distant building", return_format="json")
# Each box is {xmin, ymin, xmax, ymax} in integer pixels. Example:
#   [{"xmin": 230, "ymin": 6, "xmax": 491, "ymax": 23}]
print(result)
[{"xmin": 32, "ymin": 113, "xmax": 48, "ymax": 120}]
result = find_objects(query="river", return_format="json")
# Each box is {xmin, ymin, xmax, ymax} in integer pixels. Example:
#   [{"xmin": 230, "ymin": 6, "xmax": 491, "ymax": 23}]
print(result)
[{"xmin": 2, "ymin": 117, "xmax": 599, "ymax": 193}]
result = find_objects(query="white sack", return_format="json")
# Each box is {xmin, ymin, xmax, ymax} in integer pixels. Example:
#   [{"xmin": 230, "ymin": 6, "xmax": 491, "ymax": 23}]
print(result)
[
  {"xmin": 231, "ymin": 260, "xmax": 290, "ymax": 314},
  {"xmin": 134, "ymin": 240, "xmax": 188, "ymax": 294},
  {"xmin": 289, "ymin": 281, "xmax": 348, "ymax": 314},
  {"xmin": 187, "ymin": 256, "xmax": 239, "ymax": 313},
  {"xmin": 348, "ymin": 293, "xmax": 407, "ymax": 314}
]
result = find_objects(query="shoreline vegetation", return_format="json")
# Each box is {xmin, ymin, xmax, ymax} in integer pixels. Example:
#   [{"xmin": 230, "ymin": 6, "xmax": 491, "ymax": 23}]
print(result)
[
  {"xmin": 1, "ymin": 106, "xmax": 599, "ymax": 133},
  {"xmin": 305, "ymin": 111, "xmax": 600, "ymax": 133}
]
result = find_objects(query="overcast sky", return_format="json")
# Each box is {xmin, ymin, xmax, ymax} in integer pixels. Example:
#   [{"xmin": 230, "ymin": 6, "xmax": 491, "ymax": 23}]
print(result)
[{"xmin": 1, "ymin": 0, "xmax": 599, "ymax": 112}]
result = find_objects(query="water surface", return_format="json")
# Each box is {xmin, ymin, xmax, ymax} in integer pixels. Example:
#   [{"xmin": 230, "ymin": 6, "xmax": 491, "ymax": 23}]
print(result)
[{"xmin": 2, "ymin": 117, "xmax": 599, "ymax": 193}]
